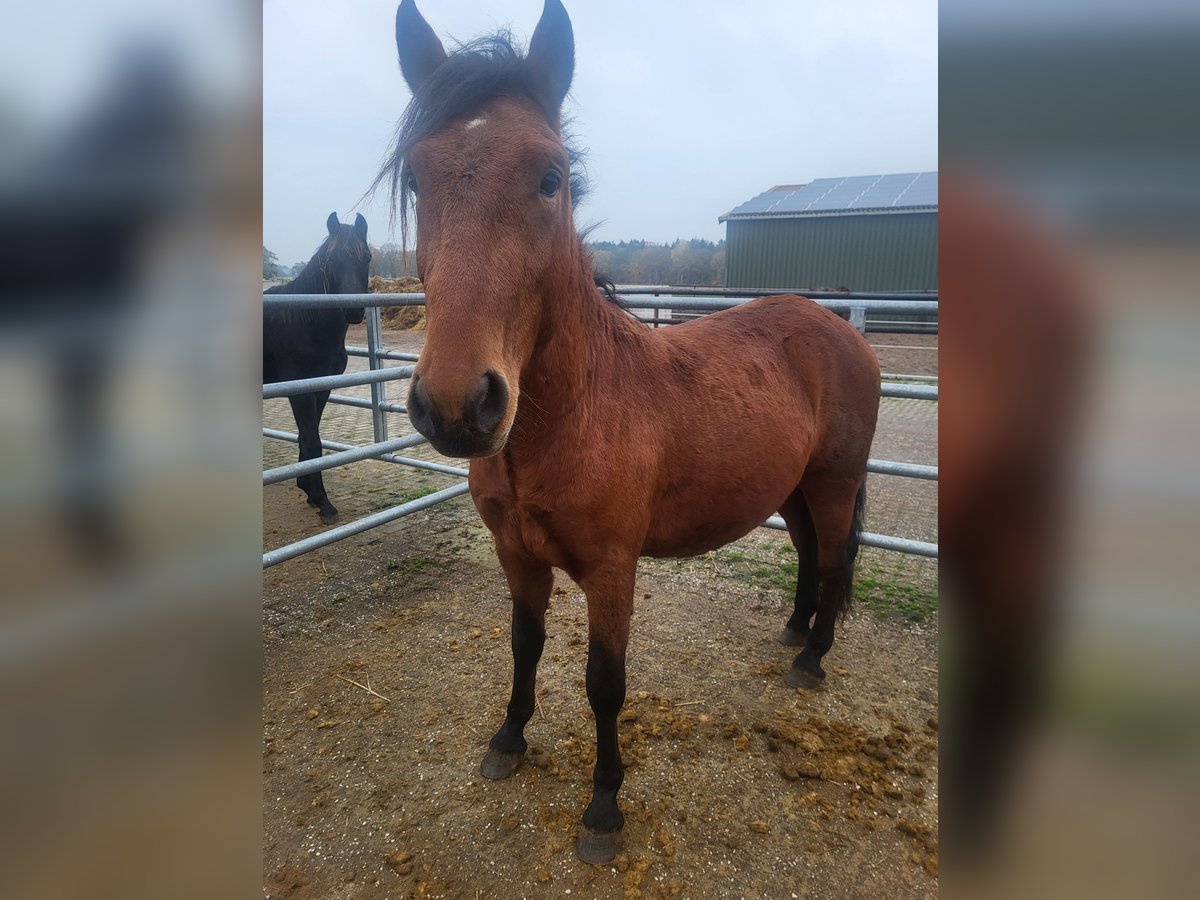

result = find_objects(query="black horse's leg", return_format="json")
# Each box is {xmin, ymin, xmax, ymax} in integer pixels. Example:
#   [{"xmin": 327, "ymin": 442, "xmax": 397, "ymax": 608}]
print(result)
[
  {"xmin": 481, "ymin": 553, "xmax": 554, "ymax": 779},
  {"xmin": 777, "ymin": 488, "xmax": 819, "ymax": 646},
  {"xmin": 289, "ymin": 390, "xmax": 338, "ymax": 521},
  {"xmin": 53, "ymin": 344, "xmax": 123, "ymax": 560},
  {"xmin": 576, "ymin": 560, "xmax": 635, "ymax": 865},
  {"xmin": 787, "ymin": 477, "xmax": 865, "ymax": 688}
]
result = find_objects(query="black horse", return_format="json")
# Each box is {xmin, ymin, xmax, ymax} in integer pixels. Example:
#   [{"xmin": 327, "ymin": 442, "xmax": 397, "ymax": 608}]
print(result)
[{"xmin": 264, "ymin": 212, "xmax": 370, "ymax": 522}]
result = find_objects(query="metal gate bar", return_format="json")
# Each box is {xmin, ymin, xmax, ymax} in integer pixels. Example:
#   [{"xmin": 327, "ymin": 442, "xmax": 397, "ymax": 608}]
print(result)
[
  {"xmin": 263, "ymin": 433, "xmax": 429, "ymax": 486},
  {"xmin": 262, "ymin": 482, "xmax": 472, "ymax": 568},
  {"xmin": 263, "ymin": 428, "xmax": 467, "ymax": 477},
  {"xmin": 263, "ymin": 364, "xmax": 415, "ymax": 400}
]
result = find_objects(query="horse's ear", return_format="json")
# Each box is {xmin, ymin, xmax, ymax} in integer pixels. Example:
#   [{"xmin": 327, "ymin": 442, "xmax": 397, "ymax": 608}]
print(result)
[
  {"xmin": 354, "ymin": 213, "xmax": 368, "ymax": 239},
  {"xmin": 327, "ymin": 212, "xmax": 340, "ymax": 235},
  {"xmin": 527, "ymin": 0, "xmax": 575, "ymax": 119},
  {"xmin": 395, "ymin": 0, "xmax": 447, "ymax": 94}
]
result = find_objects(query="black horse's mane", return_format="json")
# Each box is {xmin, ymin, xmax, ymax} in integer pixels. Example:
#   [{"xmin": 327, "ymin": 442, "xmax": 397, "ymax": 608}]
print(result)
[{"xmin": 268, "ymin": 228, "xmax": 368, "ymax": 295}]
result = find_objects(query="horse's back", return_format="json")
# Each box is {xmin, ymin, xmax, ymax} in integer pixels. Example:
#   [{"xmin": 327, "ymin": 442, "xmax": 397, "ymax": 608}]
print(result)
[{"xmin": 657, "ymin": 294, "xmax": 879, "ymax": 432}]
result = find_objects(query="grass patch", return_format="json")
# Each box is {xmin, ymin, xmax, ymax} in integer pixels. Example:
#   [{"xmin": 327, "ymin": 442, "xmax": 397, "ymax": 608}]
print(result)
[
  {"xmin": 388, "ymin": 555, "xmax": 451, "ymax": 577},
  {"xmin": 398, "ymin": 485, "xmax": 441, "ymax": 504},
  {"xmin": 854, "ymin": 574, "xmax": 937, "ymax": 622},
  {"xmin": 713, "ymin": 540, "xmax": 938, "ymax": 623}
]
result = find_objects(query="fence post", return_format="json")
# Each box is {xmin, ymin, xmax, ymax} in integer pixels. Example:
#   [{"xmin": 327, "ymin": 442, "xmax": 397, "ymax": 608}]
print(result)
[
  {"xmin": 365, "ymin": 306, "xmax": 389, "ymax": 444},
  {"xmin": 849, "ymin": 304, "xmax": 867, "ymax": 335}
]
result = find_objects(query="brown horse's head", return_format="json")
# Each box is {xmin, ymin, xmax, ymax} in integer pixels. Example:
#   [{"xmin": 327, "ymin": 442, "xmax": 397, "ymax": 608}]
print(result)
[{"xmin": 384, "ymin": 0, "xmax": 577, "ymax": 458}]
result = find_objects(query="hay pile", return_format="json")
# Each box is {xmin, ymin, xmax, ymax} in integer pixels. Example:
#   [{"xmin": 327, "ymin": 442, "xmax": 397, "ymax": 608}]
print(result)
[{"xmin": 369, "ymin": 275, "xmax": 426, "ymax": 330}]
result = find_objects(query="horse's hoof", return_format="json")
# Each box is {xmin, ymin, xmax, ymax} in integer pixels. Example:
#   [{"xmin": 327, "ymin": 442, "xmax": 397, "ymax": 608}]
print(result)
[
  {"xmin": 318, "ymin": 505, "xmax": 339, "ymax": 523},
  {"xmin": 785, "ymin": 665, "xmax": 826, "ymax": 690},
  {"xmin": 776, "ymin": 627, "xmax": 808, "ymax": 647},
  {"xmin": 576, "ymin": 827, "xmax": 622, "ymax": 865},
  {"xmin": 480, "ymin": 749, "xmax": 524, "ymax": 780}
]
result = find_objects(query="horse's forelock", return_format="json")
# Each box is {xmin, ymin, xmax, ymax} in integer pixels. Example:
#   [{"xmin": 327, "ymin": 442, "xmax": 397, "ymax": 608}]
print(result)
[{"xmin": 368, "ymin": 31, "xmax": 590, "ymax": 241}]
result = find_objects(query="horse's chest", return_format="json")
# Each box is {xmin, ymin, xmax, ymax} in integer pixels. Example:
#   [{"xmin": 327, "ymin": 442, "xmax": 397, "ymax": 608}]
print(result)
[{"xmin": 474, "ymin": 490, "xmax": 580, "ymax": 574}]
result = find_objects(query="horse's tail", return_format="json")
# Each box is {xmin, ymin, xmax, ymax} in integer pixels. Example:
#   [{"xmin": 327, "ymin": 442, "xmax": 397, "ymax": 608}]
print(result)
[{"xmin": 837, "ymin": 479, "xmax": 867, "ymax": 620}]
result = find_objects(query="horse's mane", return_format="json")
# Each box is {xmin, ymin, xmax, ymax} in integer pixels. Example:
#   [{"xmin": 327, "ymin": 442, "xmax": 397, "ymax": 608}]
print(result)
[
  {"xmin": 265, "ymin": 227, "xmax": 369, "ymax": 324},
  {"xmin": 270, "ymin": 228, "xmax": 368, "ymax": 293},
  {"xmin": 370, "ymin": 33, "xmax": 590, "ymax": 235}
]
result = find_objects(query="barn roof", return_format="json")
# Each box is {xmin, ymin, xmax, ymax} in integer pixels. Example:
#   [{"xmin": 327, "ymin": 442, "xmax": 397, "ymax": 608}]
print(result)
[{"xmin": 720, "ymin": 171, "xmax": 937, "ymax": 222}]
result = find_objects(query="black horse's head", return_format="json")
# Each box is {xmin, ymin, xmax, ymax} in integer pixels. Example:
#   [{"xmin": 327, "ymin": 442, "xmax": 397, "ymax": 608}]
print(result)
[{"xmin": 319, "ymin": 212, "xmax": 371, "ymax": 323}]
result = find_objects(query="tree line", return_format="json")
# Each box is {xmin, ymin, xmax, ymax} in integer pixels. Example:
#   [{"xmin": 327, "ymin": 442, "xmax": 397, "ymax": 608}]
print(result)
[{"xmin": 265, "ymin": 238, "xmax": 728, "ymax": 285}]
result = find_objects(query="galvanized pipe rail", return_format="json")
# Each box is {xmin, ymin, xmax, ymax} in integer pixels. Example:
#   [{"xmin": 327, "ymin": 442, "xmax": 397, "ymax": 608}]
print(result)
[
  {"xmin": 616, "ymin": 285, "xmax": 937, "ymax": 302},
  {"xmin": 262, "ymin": 364, "xmax": 415, "ymax": 399},
  {"xmin": 262, "ymin": 291, "xmax": 938, "ymax": 317},
  {"xmin": 881, "ymin": 383, "xmax": 938, "ymax": 400},
  {"xmin": 762, "ymin": 516, "xmax": 939, "ymax": 558},
  {"xmin": 263, "ymin": 428, "xmax": 467, "ymax": 477},
  {"xmin": 262, "ymin": 432, "xmax": 430, "ymax": 486},
  {"xmin": 328, "ymin": 394, "xmax": 408, "ymax": 415},
  {"xmin": 616, "ymin": 295, "xmax": 937, "ymax": 316},
  {"xmin": 262, "ymin": 482, "xmax": 472, "ymax": 568},
  {"xmin": 347, "ymin": 346, "xmax": 420, "ymax": 363}
]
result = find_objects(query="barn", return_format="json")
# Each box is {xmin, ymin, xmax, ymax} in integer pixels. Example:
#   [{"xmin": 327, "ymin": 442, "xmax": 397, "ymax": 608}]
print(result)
[{"xmin": 719, "ymin": 171, "xmax": 938, "ymax": 292}]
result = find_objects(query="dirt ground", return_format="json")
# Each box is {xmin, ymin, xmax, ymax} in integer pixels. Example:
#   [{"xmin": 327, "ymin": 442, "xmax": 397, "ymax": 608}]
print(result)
[{"xmin": 264, "ymin": 325, "xmax": 938, "ymax": 899}]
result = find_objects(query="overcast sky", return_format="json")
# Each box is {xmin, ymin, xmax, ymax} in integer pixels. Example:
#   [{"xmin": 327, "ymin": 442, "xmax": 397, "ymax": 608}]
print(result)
[{"xmin": 263, "ymin": 0, "xmax": 936, "ymax": 267}]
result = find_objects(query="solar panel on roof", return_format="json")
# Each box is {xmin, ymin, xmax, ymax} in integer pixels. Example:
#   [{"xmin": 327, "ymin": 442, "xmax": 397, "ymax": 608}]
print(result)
[
  {"xmin": 725, "ymin": 172, "xmax": 936, "ymax": 218},
  {"xmin": 809, "ymin": 175, "xmax": 876, "ymax": 211},
  {"xmin": 851, "ymin": 173, "xmax": 913, "ymax": 208}
]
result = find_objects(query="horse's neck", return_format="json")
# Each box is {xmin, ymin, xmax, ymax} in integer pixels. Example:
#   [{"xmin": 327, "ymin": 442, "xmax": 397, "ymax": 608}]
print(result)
[
  {"xmin": 519, "ymin": 249, "xmax": 643, "ymax": 423},
  {"xmin": 283, "ymin": 256, "xmax": 326, "ymax": 294}
]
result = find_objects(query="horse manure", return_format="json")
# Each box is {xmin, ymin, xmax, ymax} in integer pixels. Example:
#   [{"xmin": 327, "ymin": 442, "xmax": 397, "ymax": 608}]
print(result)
[{"xmin": 386, "ymin": 849, "xmax": 413, "ymax": 874}]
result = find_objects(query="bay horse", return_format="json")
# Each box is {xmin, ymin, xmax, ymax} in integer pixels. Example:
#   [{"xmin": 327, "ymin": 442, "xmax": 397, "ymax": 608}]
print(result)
[
  {"xmin": 263, "ymin": 213, "xmax": 370, "ymax": 522},
  {"xmin": 385, "ymin": 0, "xmax": 879, "ymax": 863}
]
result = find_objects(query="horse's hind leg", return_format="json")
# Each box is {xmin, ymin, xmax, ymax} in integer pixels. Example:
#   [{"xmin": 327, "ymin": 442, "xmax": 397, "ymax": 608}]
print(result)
[
  {"xmin": 777, "ymin": 488, "xmax": 819, "ymax": 646},
  {"xmin": 786, "ymin": 475, "xmax": 866, "ymax": 689},
  {"xmin": 289, "ymin": 390, "xmax": 338, "ymax": 522},
  {"xmin": 481, "ymin": 552, "xmax": 553, "ymax": 780}
]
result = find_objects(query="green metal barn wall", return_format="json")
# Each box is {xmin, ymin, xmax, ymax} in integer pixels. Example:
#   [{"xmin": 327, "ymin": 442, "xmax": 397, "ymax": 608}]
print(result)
[{"xmin": 725, "ymin": 213, "xmax": 938, "ymax": 292}]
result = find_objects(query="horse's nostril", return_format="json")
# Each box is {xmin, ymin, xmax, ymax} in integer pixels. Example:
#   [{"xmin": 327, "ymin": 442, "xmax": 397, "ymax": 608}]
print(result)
[
  {"xmin": 470, "ymin": 370, "xmax": 509, "ymax": 434},
  {"xmin": 407, "ymin": 374, "xmax": 436, "ymax": 434},
  {"xmin": 408, "ymin": 374, "xmax": 425, "ymax": 411}
]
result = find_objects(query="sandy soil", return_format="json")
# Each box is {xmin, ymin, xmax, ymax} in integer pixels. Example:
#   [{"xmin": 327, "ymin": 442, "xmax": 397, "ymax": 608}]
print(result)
[{"xmin": 263, "ymin": 326, "xmax": 938, "ymax": 899}]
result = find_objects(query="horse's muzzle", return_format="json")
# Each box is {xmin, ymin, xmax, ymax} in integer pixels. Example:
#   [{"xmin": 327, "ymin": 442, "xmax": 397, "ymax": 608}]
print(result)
[{"xmin": 407, "ymin": 370, "xmax": 510, "ymax": 458}]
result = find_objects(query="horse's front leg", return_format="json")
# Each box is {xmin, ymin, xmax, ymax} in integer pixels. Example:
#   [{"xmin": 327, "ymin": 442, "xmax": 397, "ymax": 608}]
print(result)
[
  {"xmin": 480, "ymin": 551, "xmax": 553, "ymax": 779},
  {"xmin": 576, "ymin": 559, "xmax": 636, "ymax": 865}
]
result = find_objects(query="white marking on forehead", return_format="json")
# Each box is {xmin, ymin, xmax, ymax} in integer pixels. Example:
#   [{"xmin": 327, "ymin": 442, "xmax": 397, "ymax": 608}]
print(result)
[{"xmin": 464, "ymin": 117, "xmax": 487, "ymax": 130}]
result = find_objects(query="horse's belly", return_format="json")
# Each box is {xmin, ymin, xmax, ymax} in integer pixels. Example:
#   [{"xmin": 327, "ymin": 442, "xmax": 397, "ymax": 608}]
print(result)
[
  {"xmin": 641, "ymin": 517, "xmax": 761, "ymax": 558},
  {"xmin": 640, "ymin": 481, "xmax": 791, "ymax": 559}
]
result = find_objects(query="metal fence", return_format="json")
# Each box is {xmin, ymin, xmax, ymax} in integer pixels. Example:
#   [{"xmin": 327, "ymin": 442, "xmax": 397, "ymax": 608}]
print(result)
[{"xmin": 262, "ymin": 289, "xmax": 938, "ymax": 568}]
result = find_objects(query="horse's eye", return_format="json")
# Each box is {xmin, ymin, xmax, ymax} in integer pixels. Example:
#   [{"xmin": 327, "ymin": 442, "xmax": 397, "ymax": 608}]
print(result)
[
  {"xmin": 539, "ymin": 170, "xmax": 562, "ymax": 198},
  {"xmin": 404, "ymin": 171, "xmax": 418, "ymax": 195}
]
